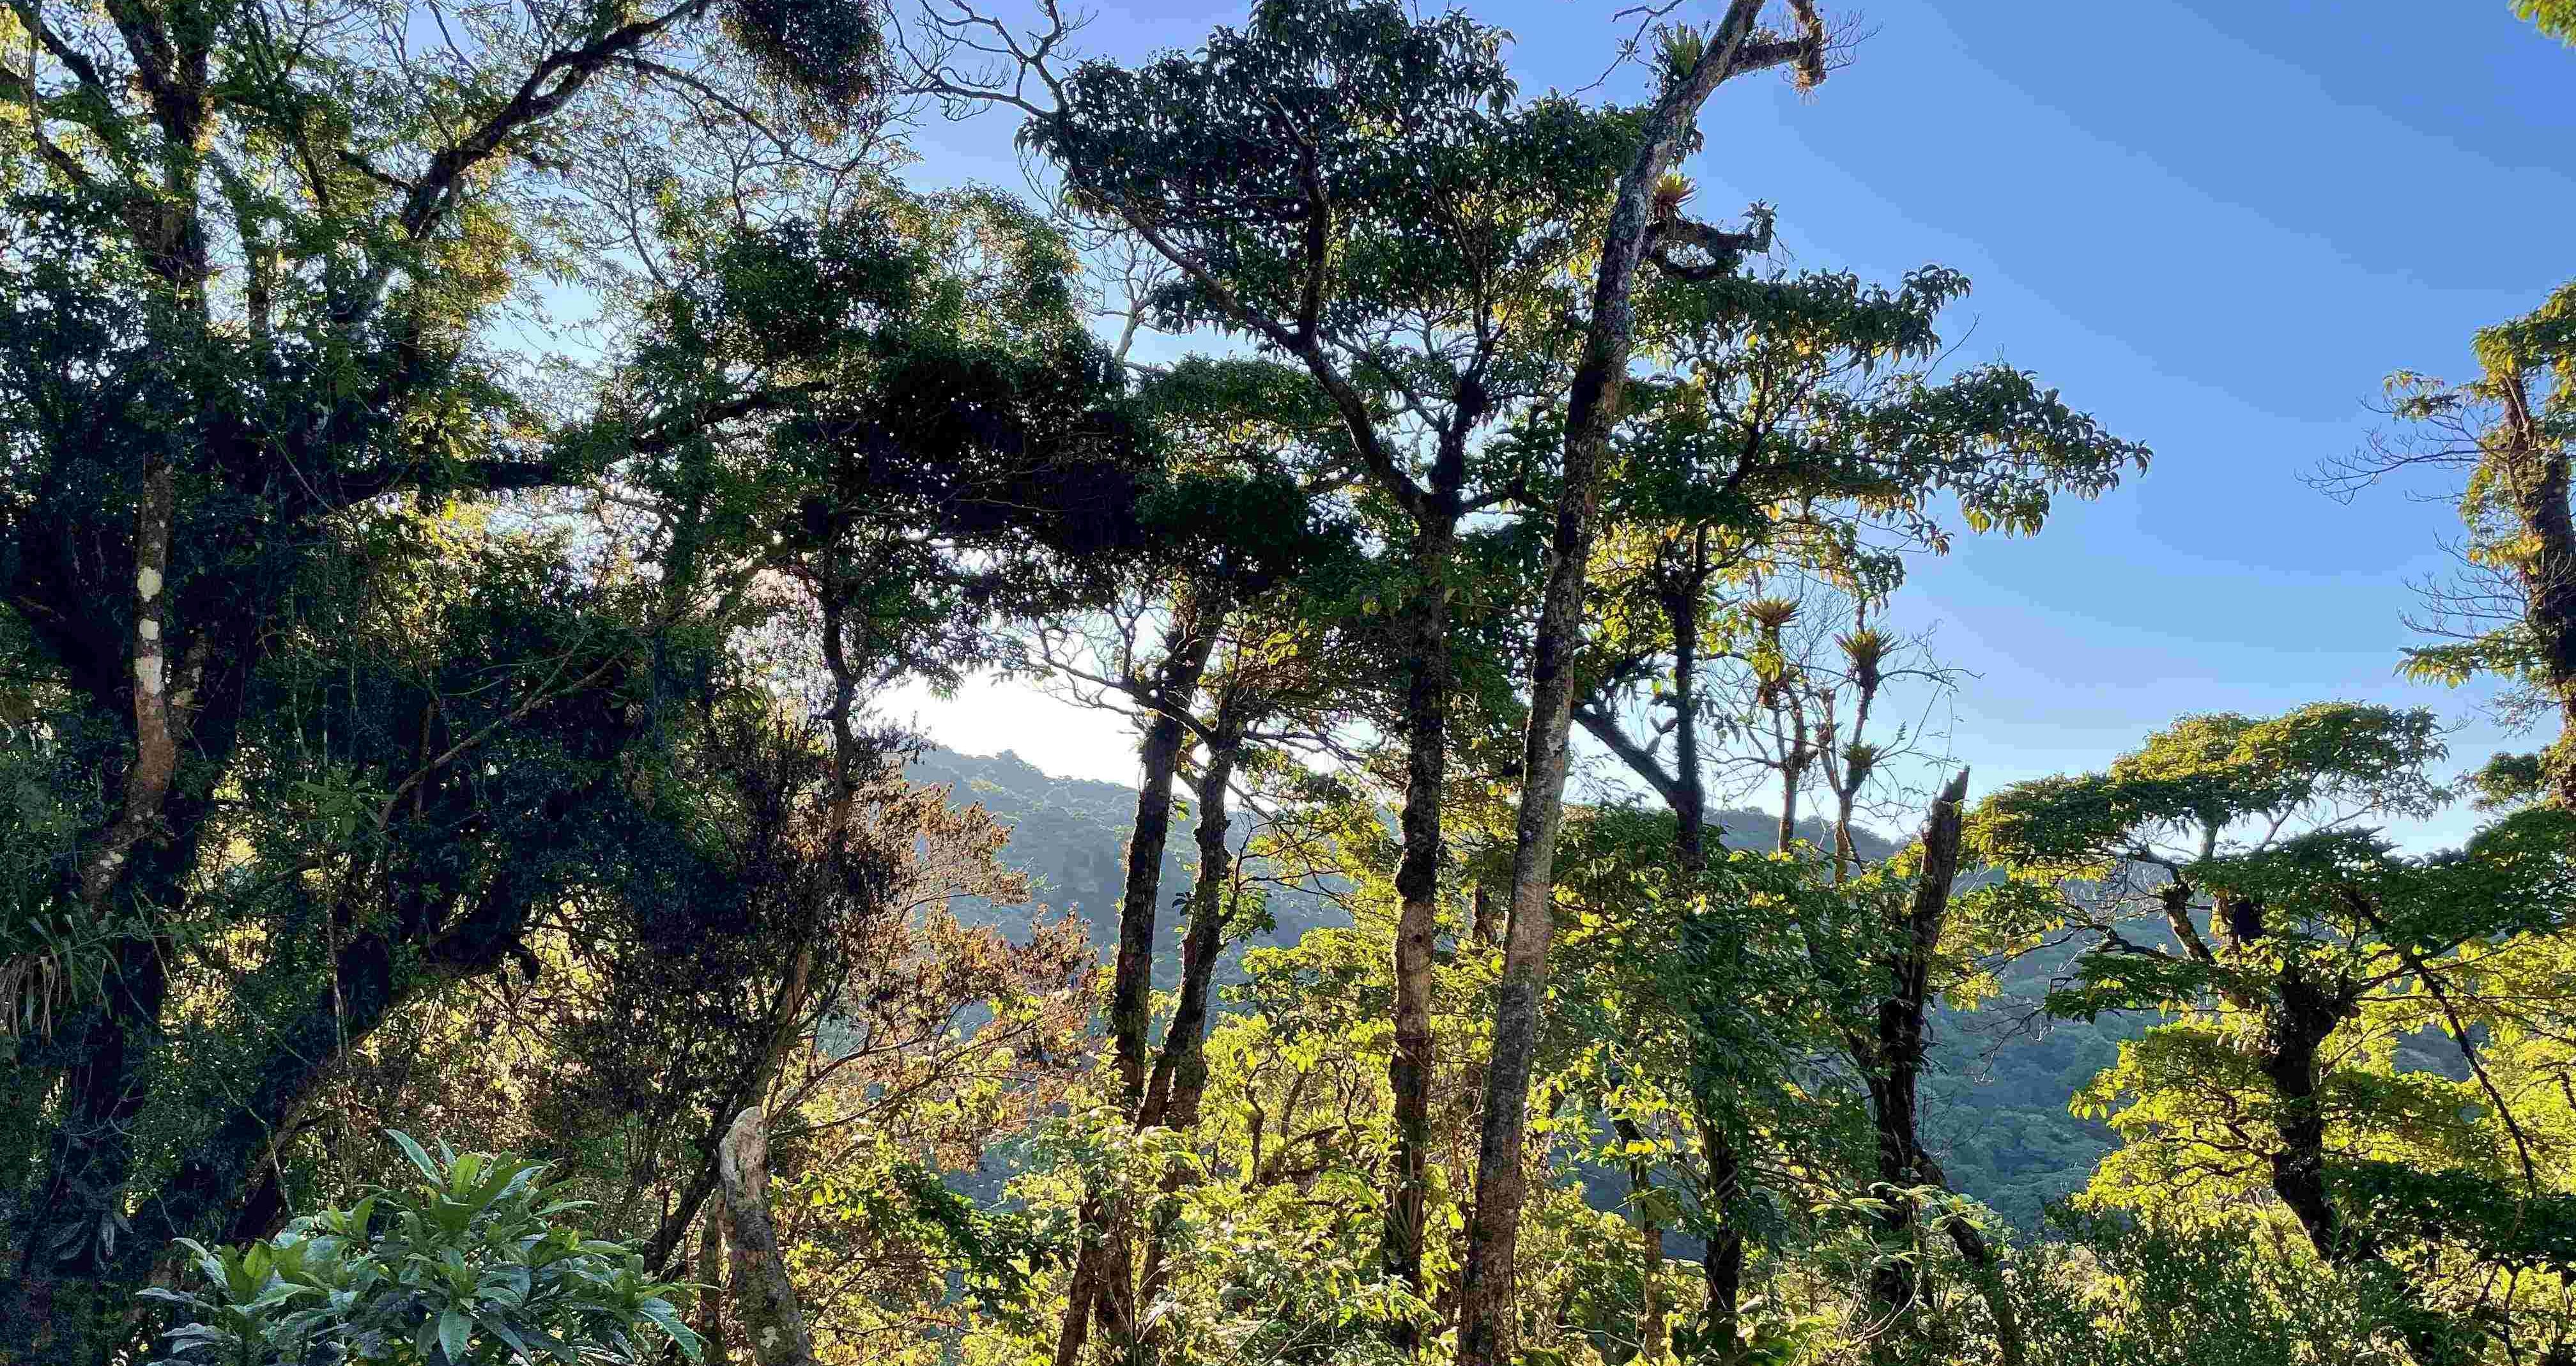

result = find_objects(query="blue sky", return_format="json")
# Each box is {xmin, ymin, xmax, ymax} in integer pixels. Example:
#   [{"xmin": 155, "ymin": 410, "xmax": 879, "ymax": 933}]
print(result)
[{"xmin": 878, "ymin": 1, "xmax": 2573, "ymax": 843}]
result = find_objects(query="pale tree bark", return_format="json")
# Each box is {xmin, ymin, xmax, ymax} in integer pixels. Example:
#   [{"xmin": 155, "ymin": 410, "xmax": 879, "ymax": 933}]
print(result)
[
  {"xmin": 1454, "ymin": 6, "xmax": 1815, "ymax": 1362},
  {"xmin": 715, "ymin": 1109, "xmax": 815, "ymax": 1366},
  {"xmin": 77, "ymin": 455, "xmax": 180, "ymax": 911}
]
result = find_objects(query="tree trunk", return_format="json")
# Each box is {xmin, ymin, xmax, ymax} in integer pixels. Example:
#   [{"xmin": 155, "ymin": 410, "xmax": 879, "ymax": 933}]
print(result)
[
  {"xmin": 1384, "ymin": 516, "xmax": 1457, "ymax": 1329},
  {"xmin": 1059, "ymin": 595, "xmax": 1223, "ymax": 1362},
  {"xmin": 2496, "ymin": 379, "xmax": 2576, "ymax": 808},
  {"xmin": 2262, "ymin": 978, "xmax": 2359, "ymax": 1264},
  {"xmin": 1774, "ymin": 760, "xmax": 1799, "ymax": 852},
  {"xmin": 1846, "ymin": 773, "xmax": 2027, "ymax": 1366},
  {"xmin": 1054, "ymin": 1240, "xmax": 1104, "ymax": 1366},
  {"xmin": 1106, "ymin": 599, "xmax": 1221, "ymax": 1110},
  {"xmin": 1861, "ymin": 771, "xmax": 1970, "ymax": 1362},
  {"xmin": 1920, "ymin": 1158, "xmax": 2026, "ymax": 1366},
  {"xmin": 1143, "ymin": 719, "xmax": 1243, "ymax": 1133},
  {"xmin": 1667, "ymin": 623, "xmax": 1747, "ymax": 1353},
  {"xmin": 1613, "ymin": 1116, "xmax": 1667, "ymax": 1362},
  {"xmin": 696, "ymin": 1202, "xmax": 732, "ymax": 1366},
  {"xmin": 1833, "ymin": 787, "xmax": 1861, "ymax": 881},
  {"xmin": 643, "ymin": 925, "xmax": 828, "ymax": 1278},
  {"xmin": 1667, "ymin": 590, "xmax": 1709, "ymax": 875},
  {"xmin": 1453, "ymin": 12, "xmax": 1780, "ymax": 1360},
  {"xmin": 6, "ymin": 780, "xmax": 591, "ymax": 1363},
  {"xmin": 1135, "ymin": 721, "xmax": 1245, "ymax": 1326},
  {"xmin": 1699, "ymin": 1121, "xmax": 1745, "ymax": 1360},
  {"xmin": 1828, "ymin": 659, "xmax": 1881, "ymax": 885},
  {"xmin": 716, "ymin": 1109, "xmax": 815, "ymax": 1366},
  {"xmin": 2253, "ymin": 978, "xmax": 2472, "ymax": 1363},
  {"xmin": 19, "ymin": 478, "xmax": 215, "ymax": 1296},
  {"xmin": 1604, "ymin": 578, "xmax": 1754, "ymax": 1354},
  {"xmin": 75, "ymin": 456, "xmax": 181, "ymax": 912}
]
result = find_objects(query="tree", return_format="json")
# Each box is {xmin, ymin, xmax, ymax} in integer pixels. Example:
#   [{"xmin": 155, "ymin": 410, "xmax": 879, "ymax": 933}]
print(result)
[
  {"xmin": 715, "ymin": 1109, "xmax": 815, "ymax": 1366},
  {"xmin": 1127, "ymin": 597, "xmax": 1374, "ymax": 1337},
  {"xmin": 1543, "ymin": 805, "xmax": 1871, "ymax": 1363},
  {"xmin": 0, "ymin": 0, "xmax": 1164, "ymax": 1344},
  {"xmin": 1837, "ymin": 772, "xmax": 2034, "ymax": 1366},
  {"xmin": 1970, "ymin": 703, "xmax": 2576, "ymax": 1362},
  {"xmin": 2319, "ymin": 18, "xmax": 2576, "ymax": 806},
  {"xmin": 1006, "ymin": 351, "xmax": 1363, "ymax": 1363},
  {"xmin": 1452, "ymin": 12, "xmax": 1836, "ymax": 1358},
  {"xmin": 229, "ymin": 703, "xmax": 1103, "ymax": 1362},
  {"xmin": 2319, "ymin": 288, "xmax": 2576, "ymax": 808},
  {"xmin": 1576, "ymin": 257, "xmax": 2151, "ymax": 865}
]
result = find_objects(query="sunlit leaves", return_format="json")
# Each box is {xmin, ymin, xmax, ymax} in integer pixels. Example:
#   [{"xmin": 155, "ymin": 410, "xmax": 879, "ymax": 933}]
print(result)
[
  {"xmin": 141, "ymin": 1132, "xmax": 700, "ymax": 1364},
  {"xmin": 1970, "ymin": 704, "xmax": 2448, "ymax": 876}
]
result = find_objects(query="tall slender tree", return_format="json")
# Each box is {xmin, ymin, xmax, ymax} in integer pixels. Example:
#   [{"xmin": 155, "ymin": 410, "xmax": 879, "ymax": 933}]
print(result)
[{"xmin": 1452, "ymin": 11, "xmax": 1827, "ymax": 1356}]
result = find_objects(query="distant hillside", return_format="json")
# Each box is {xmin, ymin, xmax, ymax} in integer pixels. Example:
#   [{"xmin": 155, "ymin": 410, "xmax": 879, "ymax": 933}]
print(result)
[
  {"xmin": 906, "ymin": 746, "xmax": 2136, "ymax": 1227},
  {"xmin": 904, "ymin": 746, "xmax": 1347, "ymax": 985}
]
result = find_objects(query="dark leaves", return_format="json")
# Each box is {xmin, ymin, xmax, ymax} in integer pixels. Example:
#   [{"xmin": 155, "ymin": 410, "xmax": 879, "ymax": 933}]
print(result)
[{"xmin": 723, "ymin": 0, "xmax": 889, "ymax": 117}]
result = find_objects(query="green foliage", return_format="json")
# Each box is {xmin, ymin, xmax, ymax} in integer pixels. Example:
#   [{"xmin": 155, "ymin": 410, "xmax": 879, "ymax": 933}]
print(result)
[
  {"xmin": 2333, "ymin": 1161, "xmax": 2576, "ymax": 1272},
  {"xmin": 140, "ymin": 1133, "xmax": 698, "ymax": 1365},
  {"xmin": 1968, "ymin": 703, "xmax": 2448, "ymax": 877},
  {"xmin": 2476, "ymin": 279, "xmax": 2576, "ymax": 392},
  {"xmin": 721, "ymin": 0, "xmax": 888, "ymax": 116},
  {"xmin": 0, "ymin": 0, "xmax": 1157, "ymax": 1335},
  {"xmin": 1031, "ymin": 0, "xmax": 1633, "ymax": 355},
  {"xmin": 788, "ymin": 1153, "xmax": 1065, "ymax": 1334},
  {"xmin": 2352, "ymin": 273, "xmax": 2576, "ymax": 805},
  {"xmin": 1979, "ymin": 701, "xmax": 2576, "ymax": 1356},
  {"xmin": 6, "ymin": 0, "xmax": 2571, "ymax": 1360},
  {"xmin": 2466, "ymin": 751, "xmax": 2550, "ymax": 810},
  {"xmin": 2021, "ymin": 1211, "xmax": 2417, "ymax": 1365},
  {"xmin": 2525, "ymin": 0, "xmax": 2576, "ymax": 43},
  {"xmin": 1622, "ymin": 264, "xmax": 2149, "ymax": 553}
]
